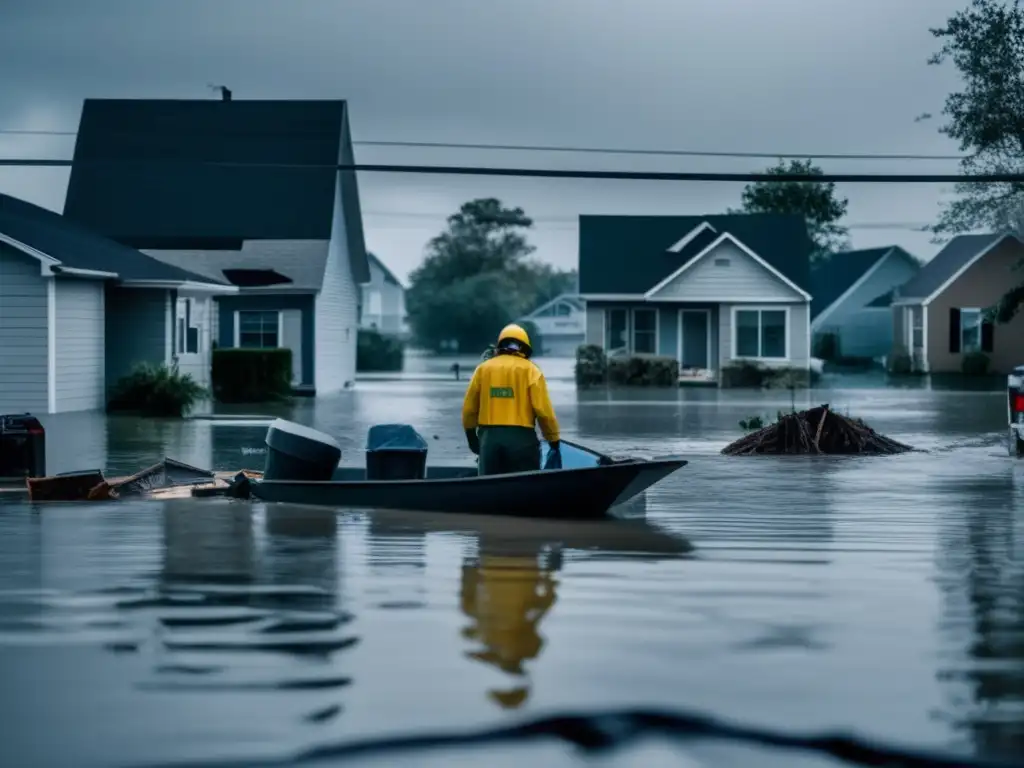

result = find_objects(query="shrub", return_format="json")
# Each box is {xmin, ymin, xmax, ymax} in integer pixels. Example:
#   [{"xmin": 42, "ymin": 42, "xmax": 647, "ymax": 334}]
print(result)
[
  {"xmin": 574, "ymin": 344, "xmax": 607, "ymax": 386},
  {"xmin": 739, "ymin": 415, "xmax": 765, "ymax": 432},
  {"xmin": 107, "ymin": 361, "xmax": 207, "ymax": 418},
  {"xmin": 212, "ymin": 348, "xmax": 293, "ymax": 403},
  {"xmin": 720, "ymin": 360, "xmax": 767, "ymax": 388},
  {"xmin": 886, "ymin": 345, "xmax": 914, "ymax": 375},
  {"xmin": 607, "ymin": 354, "xmax": 679, "ymax": 386},
  {"xmin": 961, "ymin": 350, "xmax": 991, "ymax": 376},
  {"xmin": 812, "ymin": 331, "xmax": 840, "ymax": 362},
  {"xmin": 357, "ymin": 329, "xmax": 404, "ymax": 372}
]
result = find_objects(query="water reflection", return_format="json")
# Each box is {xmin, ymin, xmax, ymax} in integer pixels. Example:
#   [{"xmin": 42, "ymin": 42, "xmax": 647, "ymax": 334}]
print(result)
[{"xmin": 935, "ymin": 471, "xmax": 1024, "ymax": 760}]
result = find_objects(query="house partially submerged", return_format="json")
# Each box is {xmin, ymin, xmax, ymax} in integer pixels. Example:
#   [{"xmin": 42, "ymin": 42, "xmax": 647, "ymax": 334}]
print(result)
[
  {"xmin": 868, "ymin": 233, "xmax": 1024, "ymax": 373},
  {"xmin": 360, "ymin": 253, "xmax": 408, "ymax": 338},
  {"xmin": 810, "ymin": 246, "xmax": 920, "ymax": 360},
  {"xmin": 0, "ymin": 192, "xmax": 234, "ymax": 415},
  {"xmin": 579, "ymin": 214, "xmax": 814, "ymax": 381},
  {"xmin": 516, "ymin": 293, "xmax": 585, "ymax": 356},
  {"xmin": 62, "ymin": 96, "xmax": 370, "ymax": 395}
]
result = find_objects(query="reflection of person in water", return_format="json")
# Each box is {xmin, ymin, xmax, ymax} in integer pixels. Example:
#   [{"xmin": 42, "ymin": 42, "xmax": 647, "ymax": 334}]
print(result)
[{"xmin": 459, "ymin": 542, "xmax": 560, "ymax": 709}]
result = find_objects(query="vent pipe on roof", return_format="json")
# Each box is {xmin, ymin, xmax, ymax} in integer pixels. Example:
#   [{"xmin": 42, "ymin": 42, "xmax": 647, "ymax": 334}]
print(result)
[{"xmin": 208, "ymin": 84, "xmax": 233, "ymax": 101}]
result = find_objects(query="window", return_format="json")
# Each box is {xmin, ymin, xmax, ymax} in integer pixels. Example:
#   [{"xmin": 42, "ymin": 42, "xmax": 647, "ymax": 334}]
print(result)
[
  {"xmin": 554, "ymin": 302, "xmax": 572, "ymax": 316},
  {"xmin": 911, "ymin": 309, "xmax": 924, "ymax": 350},
  {"xmin": 734, "ymin": 308, "xmax": 787, "ymax": 359},
  {"xmin": 605, "ymin": 308, "xmax": 628, "ymax": 352},
  {"xmin": 714, "ymin": 257, "xmax": 730, "ymax": 267},
  {"xmin": 175, "ymin": 298, "xmax": 201, "ymax": 355},
  {"xmin": 632, "ymin": 308, "xmax": 657, "ymax": 354},
  {"xmin": 237, "ymin": 310, "xmax": 280, "ymax": 348},
  {"xmin": 960, "ymin": 308, "xmax": 982, "ymax": 353},
  {"xmin": 366, "ymin": 289, "xmax": 382, "ymax": 316}
]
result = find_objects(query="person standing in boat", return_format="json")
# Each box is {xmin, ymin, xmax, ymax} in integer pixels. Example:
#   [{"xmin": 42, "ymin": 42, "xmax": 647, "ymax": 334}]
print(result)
[{"xmin": 461, "ymin": 324, "xmax": 560, "ymax": 475}]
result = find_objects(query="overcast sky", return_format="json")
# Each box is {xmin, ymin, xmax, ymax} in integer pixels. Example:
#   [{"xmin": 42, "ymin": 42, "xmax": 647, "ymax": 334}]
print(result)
[{"xmin": 0, "ymin": 0, "xmax": 971, "ymax": 283}]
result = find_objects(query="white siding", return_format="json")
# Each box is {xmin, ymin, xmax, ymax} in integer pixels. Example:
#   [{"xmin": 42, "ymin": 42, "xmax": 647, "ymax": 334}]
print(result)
[
  {"xmin": 316, "ymin": 174, "xmax": 360, "ymax": 393},
  {"xmin": 649, "ymin": 240, "xmax": 805, "ymax": 302},
  {"xmin": 0, "ymin": 243, "xmax": 49, "ymax": 413},
  {"xmin": 585, "ymin": 305, "xmax": 603, "ymax": 345},
  {"xmin": 54, "ymin": 278, "xmax": 105, "ymax": 412},
  {"xmin": 719, "ymin": 302, "xmax": 810, "ymax": 370}
]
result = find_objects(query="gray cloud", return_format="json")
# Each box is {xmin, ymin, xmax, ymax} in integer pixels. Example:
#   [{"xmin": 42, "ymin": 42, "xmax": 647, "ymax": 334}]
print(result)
[{"xmin": 0, "ymin": 0, "xmax": 972, "ymax": 279}]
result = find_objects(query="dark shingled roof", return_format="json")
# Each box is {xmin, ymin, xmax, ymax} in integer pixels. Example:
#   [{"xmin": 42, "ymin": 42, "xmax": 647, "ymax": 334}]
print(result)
[
  {"xmin": 578, "ymin": 213, "xmax": 814, "ymax": 295},
  {"xmin": 0, "ymin": 192, "xmax": 226, "ymax": 285},
  {"xmin": 809, "ymin": 246, "xmax": 902, "ymax": 319},
  {"xmin": 63, "ymin": 98, "xmax": 369, "ymax": 282},
  {"xmin": 892, "ymin": 233, "xmax": 1007, "ymax": 302}
]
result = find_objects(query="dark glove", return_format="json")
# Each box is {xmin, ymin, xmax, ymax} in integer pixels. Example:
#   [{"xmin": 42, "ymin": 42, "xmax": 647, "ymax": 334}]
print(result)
[
  {"xmin": 544, "ymin": 441, "xmax": 562, "ymax": 470},
  {"xmin": 549, "ymin": 440, "xmax": 560, "ymax": 452},
  {"xmin": 465, "ymin": 429, "xmax": 480, "ymax": 455}
]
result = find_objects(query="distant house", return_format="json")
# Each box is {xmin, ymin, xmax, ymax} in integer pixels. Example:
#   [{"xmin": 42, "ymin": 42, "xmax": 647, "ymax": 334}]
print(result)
[
  {"xmin": 360, "ymin": 253, "xmax": 408, "ymax": 337},
  {"xmin": 810, "ymin": 246, "xmax": 920, "ymax": 360},
  {"xmin": 0, "ymin": 192, "xmax": 235, "ymax": 415},
  {"xmin": 579, "ymin": 214, "xmax": 814, "ymax": 381},
  {"xmin": 62, "ymin": 96, "xmax": 370, "ymax": 395},
  {"xmin": 868, "ymin": 233, "xmax": 1024, "ymax": 373},
  {"xmin": 516, "ymin": 293, "xmax": 585, "ymax": 356}
]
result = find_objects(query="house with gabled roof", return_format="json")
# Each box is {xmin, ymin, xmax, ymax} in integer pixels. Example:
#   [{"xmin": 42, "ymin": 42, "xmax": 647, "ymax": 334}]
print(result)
[
  {"xmin": 809, "ymin": 246, "xmax": 920, "ymax": 360},
  {"xmin": 516, "ymin": 293, "xmax": 585, "ymax": 356},
  {"xmin": 867, "ymin": 233, "xmax": 1024, "ymax": 374},
  {"xmin": 62, "ymin": 95, "xmax": 370, "ymax": 395},
  {"xmin": 578, "ymin": 213, "xmax": 814, "ymax": 382},
  {"xmin": 360, "ymin": 253, "xmax": 408, "ymax": 338},
  {"xmin": 0, "ymin": 192, "xmax": 236, "ymax": 415}
]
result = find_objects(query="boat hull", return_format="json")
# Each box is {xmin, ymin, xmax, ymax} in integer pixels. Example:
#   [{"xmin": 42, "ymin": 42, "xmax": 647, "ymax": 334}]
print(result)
[{"xmin": 249, "ymin": 457, "xmax": 687, "ymax": 519}]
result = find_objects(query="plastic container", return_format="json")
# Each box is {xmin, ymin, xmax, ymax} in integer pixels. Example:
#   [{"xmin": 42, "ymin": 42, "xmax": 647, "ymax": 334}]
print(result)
[
  {"xmin": 365, "ymin": 424, "xmax": 428, "ymax": 480},
  {"xmin": 1008, "ymin": 365, "xmax": 1024, "ymax": 457},
  {"xmin": 0, "ymin": 413, "xmax": 46, "ymax": 481},
  {"xmin": 263, "ymin": 419, "xmax": 342, "ymax": 482}
]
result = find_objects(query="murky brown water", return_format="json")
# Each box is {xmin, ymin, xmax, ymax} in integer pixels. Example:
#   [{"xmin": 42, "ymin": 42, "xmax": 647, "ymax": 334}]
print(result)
[{"xmin": 0, "ymin": 370, "xmax": 1021, "ymax": 767}]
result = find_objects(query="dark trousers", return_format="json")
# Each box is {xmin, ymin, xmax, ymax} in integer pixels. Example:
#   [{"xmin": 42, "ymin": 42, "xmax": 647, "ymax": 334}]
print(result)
[{"xmin": 478, "ymin": 426, "xmax": 540, "ymax": 476}]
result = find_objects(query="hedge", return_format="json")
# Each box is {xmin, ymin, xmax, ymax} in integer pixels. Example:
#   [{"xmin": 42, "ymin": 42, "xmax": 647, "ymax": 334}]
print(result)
[
  {"xmin": 107, "ymin": 361, "xmax": 207, "ymax": 418},
  {"xmin": 574, "ymin": 344, "xmax": 678, "ymax": 387},
  {"xmin": 212, "ymin": 348, "xmax": 293, "ymax": 403},
  {"xmin": 357, "ymin": 329, "xmax": 404, "ymax": 372},
  {"xmin": 720, "ymin": 360, "xmax": 816, "ymax": 389}
]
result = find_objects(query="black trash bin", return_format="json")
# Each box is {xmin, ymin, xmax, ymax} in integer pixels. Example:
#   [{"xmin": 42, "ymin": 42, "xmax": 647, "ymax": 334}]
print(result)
[
  {"xmin": 0, "ymin": 413, "xmax": 46, "ymax": 481},
  {"xmin": 263, "ymin": 419, "xmax": 342, "ymax": 482},
  {"xmin": 366, "ymin": 424, "xmax": 428, "ymax": 480}
]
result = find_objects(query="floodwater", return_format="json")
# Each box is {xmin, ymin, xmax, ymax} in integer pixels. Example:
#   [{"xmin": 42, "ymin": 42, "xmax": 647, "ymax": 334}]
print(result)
[{"xmin": 0, "ymin": 366, "xmax": 1022, "ymax": 767}]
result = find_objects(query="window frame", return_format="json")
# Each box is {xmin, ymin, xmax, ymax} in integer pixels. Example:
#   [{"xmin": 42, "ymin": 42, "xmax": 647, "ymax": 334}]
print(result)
[
  {"xmin": 175, "ymin": 297, "xmax": 202, "ymax": 356},
  {"xmin": 365, "ymin": 288, "xmax": 383, "ymax": 317},
  {"xmin": 730, "ymin": 306, "xmax": 790, "ymax": 361},
  {"xmin": 630, "ymin": 307, "xmax": 659, "ymax": 355},
  {"xmin": 959, "ymin": 307, "xmax": 983, "ymax": 353},
  {"xmin": 911, "ymin": 308, "xmax": 924, "ymax": 350},
  {"xmin": 234, "ymin": 309, "xmax": 282, "ymax": 349},
  {"xmin": 603, "ymin": 307, "xmax": 630, "ymax": 353}
]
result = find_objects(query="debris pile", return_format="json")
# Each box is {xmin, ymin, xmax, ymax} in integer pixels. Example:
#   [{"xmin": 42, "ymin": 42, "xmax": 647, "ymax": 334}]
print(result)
[{"xmin": 722, "ymin": 404, "xmax": 913, "ymax": 456}]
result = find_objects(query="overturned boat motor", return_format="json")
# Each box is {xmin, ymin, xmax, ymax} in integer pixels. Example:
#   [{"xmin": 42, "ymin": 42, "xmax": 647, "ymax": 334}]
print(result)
[{"xmin": 247, "ymin": 418, "xmax": 688, "ymax": 519}]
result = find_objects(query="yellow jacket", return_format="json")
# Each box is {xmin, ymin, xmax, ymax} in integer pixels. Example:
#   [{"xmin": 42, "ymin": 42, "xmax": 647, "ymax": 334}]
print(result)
[{"xmin": 461, "ymin": 353, "xmax": 560, "ymax": 442}]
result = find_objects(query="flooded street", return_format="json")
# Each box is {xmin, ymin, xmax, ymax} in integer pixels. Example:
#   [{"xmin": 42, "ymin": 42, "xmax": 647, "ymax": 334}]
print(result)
[{"xmin": 0, "ymin": 367, "xmax": 1022, "ymax": 767}]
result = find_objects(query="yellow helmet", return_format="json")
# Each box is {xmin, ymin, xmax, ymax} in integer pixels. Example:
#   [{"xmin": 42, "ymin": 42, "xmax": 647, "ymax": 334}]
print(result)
[{"xmin": 497, "ymin": 323, "xmax": 532, "ymax": 355}]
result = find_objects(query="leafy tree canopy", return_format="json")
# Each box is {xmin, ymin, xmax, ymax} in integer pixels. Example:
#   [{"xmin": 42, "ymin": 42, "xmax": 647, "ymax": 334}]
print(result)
[
  {"xmin": 405, "ymin": 198, "xmax": 576, "ymax": 352},
  {"xmin": 732, "ymin": 159, "xmax": 850, "ymax": 260},
  {"xmin": 927, "ymin": 0, "xmax": 1024, "ymax": 320}
]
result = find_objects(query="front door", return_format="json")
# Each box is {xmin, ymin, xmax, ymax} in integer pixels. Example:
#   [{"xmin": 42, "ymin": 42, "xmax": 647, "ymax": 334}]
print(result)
[{"xmin": 680, "ymin": 310, "xmax": 710, "ymax": 369}]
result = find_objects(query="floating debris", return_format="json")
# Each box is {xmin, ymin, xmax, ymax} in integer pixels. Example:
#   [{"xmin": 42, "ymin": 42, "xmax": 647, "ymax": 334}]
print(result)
[{"xmin": 722, "ymin": 404, "xmax": 914, "ymax": 456}]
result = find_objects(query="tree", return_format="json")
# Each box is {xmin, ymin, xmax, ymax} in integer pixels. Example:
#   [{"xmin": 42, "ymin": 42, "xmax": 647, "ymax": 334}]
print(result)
[
  {"xmin": 732, "ymin": 159, "xmax": 850, "ymax": 260},
  {"xmin": 927, "ymin": 0, "xmax": 1024, "ymax": 321},
  {"xmin": 405, "ymin": 198, "xmax": 575, "ymax": 352}
]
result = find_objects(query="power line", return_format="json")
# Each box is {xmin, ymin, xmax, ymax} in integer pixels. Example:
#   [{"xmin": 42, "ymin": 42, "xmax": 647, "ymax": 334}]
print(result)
[
  {"xmin": 0, "ymin": 128, "xmax": 970, "ymax": 162},
  {"xmin": 0, "ymin": 157, "xmax": 1014, "ymax": 183}
]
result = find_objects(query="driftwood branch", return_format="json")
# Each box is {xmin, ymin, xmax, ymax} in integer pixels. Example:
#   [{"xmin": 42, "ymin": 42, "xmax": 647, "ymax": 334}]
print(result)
[{"xmin": 723, "ymin": 404, "xmax": 913, "ymax": 456}]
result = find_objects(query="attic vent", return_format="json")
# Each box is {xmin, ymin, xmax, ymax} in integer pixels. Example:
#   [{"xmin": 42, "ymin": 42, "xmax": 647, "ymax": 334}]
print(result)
[
  {"xmin": 714, "ymin": 257, "xmax": 730, "ymax": 267},
  {"xmin": 221, "ymin": 268, "xmax": 294, "ymax": 287}
]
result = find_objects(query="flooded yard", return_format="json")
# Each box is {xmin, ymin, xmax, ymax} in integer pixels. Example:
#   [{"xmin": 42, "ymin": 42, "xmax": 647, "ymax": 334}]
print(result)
[{"xmin": 0, "ymin": 370, "xmax": 1022, "ymax": 767}]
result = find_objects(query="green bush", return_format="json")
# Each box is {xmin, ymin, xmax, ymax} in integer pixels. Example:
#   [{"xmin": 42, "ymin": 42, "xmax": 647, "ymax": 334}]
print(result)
[
  {"xmin": 574, "ymin": 344, "xmax": 607, "ymax": 386},
  {"xmin": 357, "ymin": 329, "xmax": 405, "ymax": 372},
  {"xmin": 720, "ymin": 360, "xmax": 815, "ymax": 389},
  {"xmin": 961, "ymin": 350, "xmax": 991, "ymax": 376},
  {"xmin": 212, "ymin": 348, "xmax": 293, "ymax": 403},
  {"xmin": 812, "ymin": 331, "xmax": 840, "ymax": 362},
  {"xmin": 608, "ymin": 354, "xmax": 679, "ymax": 386},
  {"xmin": 107, "ymin": 361, "xmax": 207, "ymax": 418},
  {"xmin": 886, "ymin": 345, "xmax": 914, "ymax": 375}
]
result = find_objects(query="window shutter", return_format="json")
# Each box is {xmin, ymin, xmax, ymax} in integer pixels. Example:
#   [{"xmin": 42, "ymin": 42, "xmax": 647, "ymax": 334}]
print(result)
[
  {"xmin": 981, "ymin": 319, "xmax": 995, "ymax": 353},
  {"xmin": 949, "ymin": 308, "xmax": 961, "ymax": 353}
]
